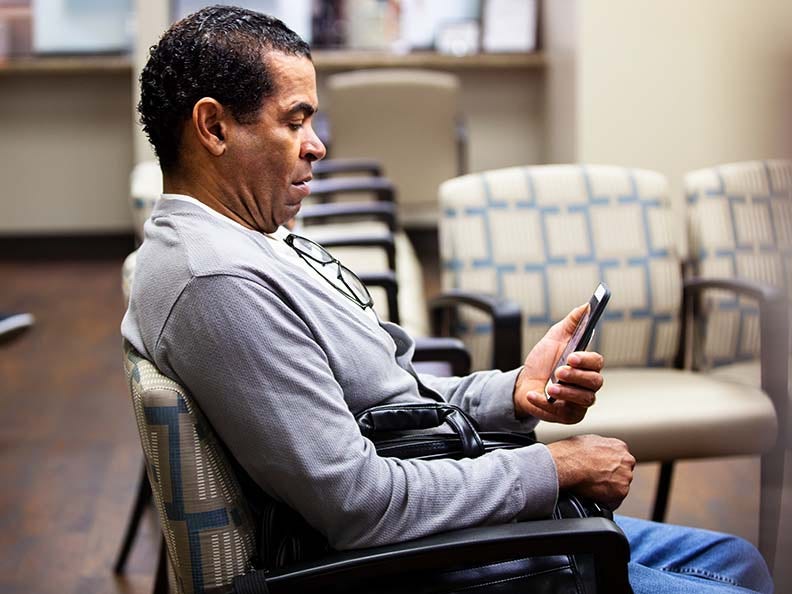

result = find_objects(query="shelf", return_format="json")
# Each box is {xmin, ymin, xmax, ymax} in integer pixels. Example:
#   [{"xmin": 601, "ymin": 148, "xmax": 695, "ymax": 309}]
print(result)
[
  {"xmin": 0, "ymin": 50, "xmax": 544, "ymax": 77},
  {"xmin": 0, "ymin": 55, "xmax": 133, "ymax": 76},
  {"xmin": 312, "ymin": 50, "xmax": 545, "ymax": 71}
]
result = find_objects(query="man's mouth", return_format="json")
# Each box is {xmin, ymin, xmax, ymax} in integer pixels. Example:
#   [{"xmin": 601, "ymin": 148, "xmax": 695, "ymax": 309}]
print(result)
[{"xmin": 291, "ymin": 175, "xmax": 312, "ymax": 188}]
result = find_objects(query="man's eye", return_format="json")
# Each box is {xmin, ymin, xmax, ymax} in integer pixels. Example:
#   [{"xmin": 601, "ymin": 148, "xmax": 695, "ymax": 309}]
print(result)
[{"xmin": 289, "ymin": 122, "xmax": 304, "ymax": 131}]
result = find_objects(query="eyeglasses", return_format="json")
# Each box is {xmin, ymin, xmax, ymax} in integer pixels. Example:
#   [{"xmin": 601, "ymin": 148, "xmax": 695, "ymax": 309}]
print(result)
[{"xmin": 285, "ymin": 233, "xmax": 374, "ymax": 310}]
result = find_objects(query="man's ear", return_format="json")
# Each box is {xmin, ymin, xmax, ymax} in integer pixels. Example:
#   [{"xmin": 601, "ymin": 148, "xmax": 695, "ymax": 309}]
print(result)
[{"xmin": 192, "ymin": 98, "xmax": 228, "ymax": 157}]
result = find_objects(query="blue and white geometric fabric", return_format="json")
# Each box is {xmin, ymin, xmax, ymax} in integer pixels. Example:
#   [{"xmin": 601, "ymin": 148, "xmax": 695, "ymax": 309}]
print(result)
[
  {"xmin": 439, "ymin": 165, "xmax": 680, "ymax": 370},
  {"xmin": 686, "ymin": 159, "xmax": 792, "ymax": 366},
  {"xmin": 124, "ymin": 343, "xmax": 257, "ymax": 594}
]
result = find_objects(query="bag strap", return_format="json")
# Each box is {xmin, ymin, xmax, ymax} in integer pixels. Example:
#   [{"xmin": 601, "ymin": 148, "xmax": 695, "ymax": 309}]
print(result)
[{"xmin": 356, "ymin": 403, "xmax": 486, "ymax": 459}]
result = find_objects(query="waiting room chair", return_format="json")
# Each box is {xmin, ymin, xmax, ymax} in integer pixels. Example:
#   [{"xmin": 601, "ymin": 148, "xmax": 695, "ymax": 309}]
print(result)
[
  {"xmin": 123, "ymin": 340, "xmax": 631, "ymax": 594},
  {"xmin": 436, "ymin": 164, "xmax": 785, "ymax": 566},
  {"xmin": 685, "ymin": 158, "xmax": 792, "ymax": 564},
  {"xmin": 325, "ymin": 69, "xmax": 464, "ymax": 229}
]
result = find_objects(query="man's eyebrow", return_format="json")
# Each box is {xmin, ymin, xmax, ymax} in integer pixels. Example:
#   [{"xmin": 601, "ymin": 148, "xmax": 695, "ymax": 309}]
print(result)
[{"xmin": 286, "ymin": 102, "xmax": 317, "ymax": 117}]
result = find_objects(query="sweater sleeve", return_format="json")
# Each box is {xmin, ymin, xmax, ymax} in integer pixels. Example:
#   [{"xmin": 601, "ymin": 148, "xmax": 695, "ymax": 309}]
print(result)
[
  {"xmin": 418, "ymin": 369, "xmax": 541, "ymax": 433},
  {"xmin": 158, "ymin": 275, "xmax": 558, "ymax": 550}
]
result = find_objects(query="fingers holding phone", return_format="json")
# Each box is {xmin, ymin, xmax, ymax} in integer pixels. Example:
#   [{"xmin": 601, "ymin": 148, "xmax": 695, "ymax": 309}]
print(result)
[
  {"xmin": 546, "ymin": 284, "xmax": 610, "ymax": 403},
  {"xmin": 513, "ymin": 284, "xmax": 609, "ymax": 424}
]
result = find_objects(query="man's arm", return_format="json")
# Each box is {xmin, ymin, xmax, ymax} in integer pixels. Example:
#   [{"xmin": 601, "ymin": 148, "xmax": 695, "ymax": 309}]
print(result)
[{"xmin": 157, "ymin": 274, "xmax": 559, "ymax": 549}]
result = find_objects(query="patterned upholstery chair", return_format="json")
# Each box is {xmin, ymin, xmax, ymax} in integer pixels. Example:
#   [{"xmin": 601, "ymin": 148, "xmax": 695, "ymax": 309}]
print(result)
[
  {"xmin": 125, "ymin": 343, "xmax": 257, "ymax": 594},
  {"xmin": 686, "ymin": 159, "xmax": 792, "ymax": 565},
  {"xmin": 123, "ymin": 341, "xmax": 633, "ymax": 594},
  {"xmin": 437, "ymin": 164, "xmax": 784, "ymax": 563}
]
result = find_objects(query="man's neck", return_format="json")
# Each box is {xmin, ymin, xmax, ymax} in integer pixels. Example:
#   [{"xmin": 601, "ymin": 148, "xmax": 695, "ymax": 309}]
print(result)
[{"xmin": 163, "ymin": 170, "xmax": 255, "ymax": 231}]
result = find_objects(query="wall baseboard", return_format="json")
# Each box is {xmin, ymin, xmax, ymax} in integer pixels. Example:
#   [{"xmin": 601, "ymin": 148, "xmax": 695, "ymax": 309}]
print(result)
[{"xmin": 0, "ymin": 233, "xmax": 136, "ymax": 260}]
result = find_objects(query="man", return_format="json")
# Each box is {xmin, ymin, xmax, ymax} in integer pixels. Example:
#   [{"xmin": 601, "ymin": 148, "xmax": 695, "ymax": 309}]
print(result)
[{"xmin": 122, "ymin": 6, "xmax": 772, "ymax": 593}]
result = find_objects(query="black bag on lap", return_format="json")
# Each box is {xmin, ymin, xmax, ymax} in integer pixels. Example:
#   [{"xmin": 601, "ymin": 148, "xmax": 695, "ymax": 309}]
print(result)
[{"xmin": 247, "ymin": 402, "xmax": 616, "ymax": 594}]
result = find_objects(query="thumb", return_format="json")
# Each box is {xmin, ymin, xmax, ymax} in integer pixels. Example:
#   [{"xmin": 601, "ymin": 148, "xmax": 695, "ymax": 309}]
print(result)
[{"xmin": 559, "ymin": 302, "xmax": 590, "ymax": 338}]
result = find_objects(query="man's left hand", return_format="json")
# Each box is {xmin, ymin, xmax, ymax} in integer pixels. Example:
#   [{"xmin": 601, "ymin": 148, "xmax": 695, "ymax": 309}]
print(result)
[{"xmin": 513, "ymin": 303, "xmax": 604, "ymax": 424}]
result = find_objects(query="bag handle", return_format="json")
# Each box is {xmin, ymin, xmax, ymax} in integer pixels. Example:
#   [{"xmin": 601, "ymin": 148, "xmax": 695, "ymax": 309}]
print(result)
[{"xmin": 356, "ymin": 403, "xmax": 486, "ymax": 459}]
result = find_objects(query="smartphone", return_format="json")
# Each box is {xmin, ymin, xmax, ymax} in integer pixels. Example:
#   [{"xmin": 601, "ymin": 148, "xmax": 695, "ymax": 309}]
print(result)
[{"xmin": 545, "ymin": 282, "xmax": 611, "ymax": 403}]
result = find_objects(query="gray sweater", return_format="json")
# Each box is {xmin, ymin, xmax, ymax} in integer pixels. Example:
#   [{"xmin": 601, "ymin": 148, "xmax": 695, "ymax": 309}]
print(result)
[{"xmin": 121, "ymin": 196, "xmax": 558, "ymax": 550}]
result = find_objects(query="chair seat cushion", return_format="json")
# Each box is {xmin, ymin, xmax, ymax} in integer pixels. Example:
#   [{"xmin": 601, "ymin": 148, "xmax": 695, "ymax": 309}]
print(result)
[
  {"xmin": 534, "ymin": 368, "xmax": 777, "ymax": 461},
  {"xmin": 708, "ymin": 359, "xmax": 792, "ymax": 441}
]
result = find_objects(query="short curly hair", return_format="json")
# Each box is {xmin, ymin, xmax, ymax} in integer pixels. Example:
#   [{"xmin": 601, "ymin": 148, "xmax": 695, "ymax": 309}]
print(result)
[{"xmin": 139, "ymin": 5, "xmax": 311, "ymax": 171}]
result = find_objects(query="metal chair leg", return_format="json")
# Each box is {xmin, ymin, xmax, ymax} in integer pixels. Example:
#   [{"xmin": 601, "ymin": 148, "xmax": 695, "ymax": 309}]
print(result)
[
  {"xmin": 153, "ymin": 536, "xmax": 168, "ymax": 594},
  {"xmin": 114, "ymin": 461, "xmax": 152, "ymax": 573},
  {"xmin": 758, "ymin": 446, "xmax": 784, "ymax": 570},
  {"xmin": 651, "ymin": 461, "xmax": 674, "ymax": 522}
]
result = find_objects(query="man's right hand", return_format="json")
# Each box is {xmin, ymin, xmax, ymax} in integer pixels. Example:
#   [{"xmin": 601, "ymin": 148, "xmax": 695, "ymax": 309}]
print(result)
[{"xmin": 547, "ymin": 434, "xmax": 636, "ymax": 511}]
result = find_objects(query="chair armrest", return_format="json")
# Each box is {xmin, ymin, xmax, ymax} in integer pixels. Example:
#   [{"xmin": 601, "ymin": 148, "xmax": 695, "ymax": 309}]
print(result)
[
  {"xmin": 428, "ymin": 289, "xmax": 522, "ymax": 371},
  {"xmin": 230, "ymin": 517, "xmax": 631, "ymax": 594},
  {"xmin": 412, "ymin": 336, "xmax": 471, "ymax": 376},
  {"xmin": 358, "ymin": 271, "xmax": 400, "ymax": 326},
  {"xmin": 682, "ymin": 276, "xmax": 789, "ymax": 445},
  {"xmin": 299, "ymin": 202, "xmax": 397, "ymax": 232},
  {"xmin": 313, "ymin": 158, "xmax": 383, "ymax": 178},
  {"xmin": 308, "ymin": 177, "xmax": 396, "ymax": 203}
]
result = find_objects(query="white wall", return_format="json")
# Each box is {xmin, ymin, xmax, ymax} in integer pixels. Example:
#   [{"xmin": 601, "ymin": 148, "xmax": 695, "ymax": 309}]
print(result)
[
  {"xmin": 133, "ymin": 0, "xmax": 168, "ymax": 163},
  {"xmin": 577, "ymin": 0, "xmax": 792, "ymax": 249},
  {"xmin": 0, "ymin": 73, "xmax": 133, "ymax": 233},
  {"xmin": 542, "ymin": 0, "xmax": 578, "ymax": 164}
]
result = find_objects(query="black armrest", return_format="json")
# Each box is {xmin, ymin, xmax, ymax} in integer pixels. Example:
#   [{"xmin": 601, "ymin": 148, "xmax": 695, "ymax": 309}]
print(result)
[
  {"xmin": 231, "ymin": 517, "xmax": 631, "ymax": 594},
  {"xmin": 299, "ymin": 202, "xmax": 397, "ymax": 232},
  {"xmin": 428, "ymin": 289, "xmax": 522, "ymax": 371},
  {"xmin": 358, "ymin": 271, "xmax": 399, "ymax": 326},
  {"xmin": 313, "ymin": 158, "xmax": 383, "ymax": 178},
  {"xmin": 308, "ymin": 177, "xmax": 396, "ymax": 203},
  {"xmin": 316, "ymin": 234, "xmax": 396, "ymax": 272},
  {"xmin": 681, "ymin": 276, "xmax": 789, "ymax": 443},
  {"xmin": 412, "ymin": 336, "xmax": 471, "ymax": 376}
]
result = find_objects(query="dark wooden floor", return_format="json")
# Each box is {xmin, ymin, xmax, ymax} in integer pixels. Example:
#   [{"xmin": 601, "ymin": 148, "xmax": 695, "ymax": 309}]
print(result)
[{"xmin": 1, "ymin": 244, "xmax": 790, "ymax": 593}]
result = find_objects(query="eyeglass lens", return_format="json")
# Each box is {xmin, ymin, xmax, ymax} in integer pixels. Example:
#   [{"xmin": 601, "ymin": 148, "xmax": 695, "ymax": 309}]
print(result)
[
  {"xmin": 338, "ymin": 264, "xmax": 371, "ymax": 304},
  {"xmin": 291, "ymin": 236, "xmax": 333, "ymax": 264}
]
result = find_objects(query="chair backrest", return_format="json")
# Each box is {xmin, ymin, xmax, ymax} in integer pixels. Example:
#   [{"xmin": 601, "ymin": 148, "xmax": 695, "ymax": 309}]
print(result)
[
  {"xmin": 123, "ymin": 341, "xmax": 258, "ymax": 594},
  {"xmin": 326, "ymin": 69, "xmax": 461, "ymax": 228},
  {"xmin": 685, "ymin": 159, "xmax": 792, "ymax": 366},
  {"xmin": 439, "ymin": 164, "xmax": 681, "ymax": 370},
  {"xmin": 130, "ymin": 160, "xmax": 163, "ymax": 241}
]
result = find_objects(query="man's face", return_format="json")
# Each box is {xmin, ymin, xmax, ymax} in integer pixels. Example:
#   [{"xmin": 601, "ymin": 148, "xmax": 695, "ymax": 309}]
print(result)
[{"xmin": 227, "ymin": 52, "xmax": 325, "ymax": 233}]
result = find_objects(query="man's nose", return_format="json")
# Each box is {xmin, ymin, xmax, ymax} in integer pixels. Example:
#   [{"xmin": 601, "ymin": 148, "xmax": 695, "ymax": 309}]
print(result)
[{"xmin": 302, "ymin": 127, "xmax": 326, "ymax": 162}]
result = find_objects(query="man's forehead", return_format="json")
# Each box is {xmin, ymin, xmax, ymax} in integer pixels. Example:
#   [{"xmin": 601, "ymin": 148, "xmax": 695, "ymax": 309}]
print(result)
[{"xmin": 265, "ymin": 52, "xmax": 318, "ymax": 112}]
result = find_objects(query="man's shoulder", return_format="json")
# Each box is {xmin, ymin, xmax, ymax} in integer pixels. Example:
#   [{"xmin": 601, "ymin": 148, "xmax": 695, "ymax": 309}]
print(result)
[{"xmin": 146, "ymin": 199, "xmax": 275, "ymax": 281}]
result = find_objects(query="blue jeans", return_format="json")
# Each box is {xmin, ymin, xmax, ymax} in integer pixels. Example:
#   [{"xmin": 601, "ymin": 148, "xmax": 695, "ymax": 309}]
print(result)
[{"xmin": 616, "ymin": 515, "xmax": 774, "ymax": 593}]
